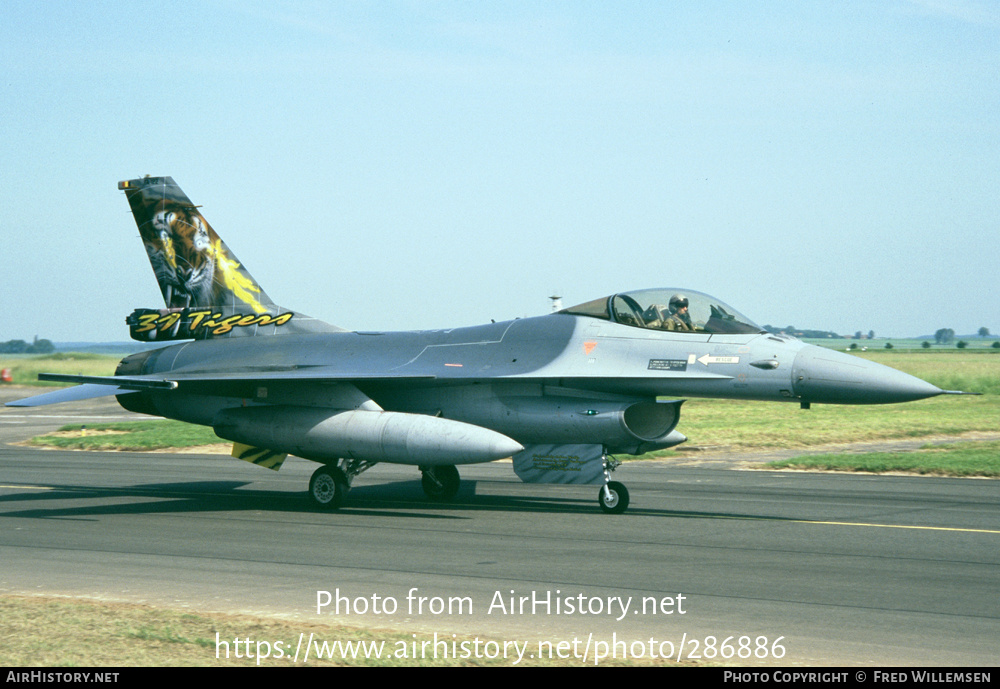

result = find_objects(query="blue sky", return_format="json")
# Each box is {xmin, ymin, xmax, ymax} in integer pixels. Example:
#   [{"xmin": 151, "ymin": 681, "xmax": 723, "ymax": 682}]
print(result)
[{"xmin": 1, "ymin": 1, "xmax": 997, "ymax": 342}]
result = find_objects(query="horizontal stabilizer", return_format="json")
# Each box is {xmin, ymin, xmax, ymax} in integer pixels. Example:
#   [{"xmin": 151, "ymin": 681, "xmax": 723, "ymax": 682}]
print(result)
[
  {"xmin": 5, "ymin": 384, "xmax": 138, "ymax": 408},
  {"xmin": 38, "ymin": 373, "xmax": 178, "ymax": 390}
]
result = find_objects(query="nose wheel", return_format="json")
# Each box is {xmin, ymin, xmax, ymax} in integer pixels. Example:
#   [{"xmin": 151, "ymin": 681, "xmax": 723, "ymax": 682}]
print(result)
[{"xmin": 598, "ymin": 481, "xmax": 629, "ymax": 514}]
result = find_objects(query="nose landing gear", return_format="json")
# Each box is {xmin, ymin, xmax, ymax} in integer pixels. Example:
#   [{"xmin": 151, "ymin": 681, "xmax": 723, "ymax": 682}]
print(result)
[{"xmin": 598, "ymin": 480, "xmax": 629, "ymax": 514}]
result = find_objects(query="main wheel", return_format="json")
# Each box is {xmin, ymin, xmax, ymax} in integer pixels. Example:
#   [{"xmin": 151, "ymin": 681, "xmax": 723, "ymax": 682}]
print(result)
[
  {"xmin": 421, "ymin": 465, "xmax": 461, "ymax": 501},
  {"xmin": 309, "ymin": 466, "xmax": 348, "ymax": 509},
  {"xmin": 598, "ymin": 481, "xmax": 629, "ymax": 514}
]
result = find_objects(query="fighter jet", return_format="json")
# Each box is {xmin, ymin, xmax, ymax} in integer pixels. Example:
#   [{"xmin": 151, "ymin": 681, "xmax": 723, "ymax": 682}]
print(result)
[{"xmin": 9, "ymin": 176, "xmax": 949, "ymax": 513}]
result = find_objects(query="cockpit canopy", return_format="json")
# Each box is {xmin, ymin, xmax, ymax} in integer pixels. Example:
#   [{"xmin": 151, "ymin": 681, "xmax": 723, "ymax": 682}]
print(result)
[{"xmin": 558, "ymin": 288, "xmax": 764, "ymax": 335}]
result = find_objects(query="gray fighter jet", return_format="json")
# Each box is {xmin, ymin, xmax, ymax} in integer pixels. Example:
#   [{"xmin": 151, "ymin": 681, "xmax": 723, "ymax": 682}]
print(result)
[{"xmin": 9, "ymin": 177, "xmax": 950, "ymax": 513}]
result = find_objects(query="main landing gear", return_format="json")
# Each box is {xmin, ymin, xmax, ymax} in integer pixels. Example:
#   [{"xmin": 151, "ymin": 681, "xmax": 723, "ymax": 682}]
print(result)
[
  {"xmin": 420, "ymin": 465, "xmax": 461, "ymax": 501},
  {"xmin": 308, "ymin": 465, "xmax": 349, "ymax": 509},
  {"xmin": 308, "ymin": 458, "xmax": 375, "ymax": 510},
  {"xmin": 307, "ymin": 460, "xmax": 463, "ymax": 509}
]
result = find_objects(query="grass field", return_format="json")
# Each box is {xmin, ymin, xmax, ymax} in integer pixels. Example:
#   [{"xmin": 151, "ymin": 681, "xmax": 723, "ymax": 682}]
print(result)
[
  {"xmin": 665, "ymin": 394, "xmax": 998, "ymax": 450},
  {"xmin": 848, "ymin": 349, "xmax": 1000, "ymax": 395},
  {"xmin": 0, "ymin": 353, "xmax": 118, "ymax": 386},
  {"xmin": 766, "ymin": 440, "xmax": 1000, "ymax": 477},
  {"xmin": 0, "ymin": 596, "xmax": 669, "ymax": 667}
]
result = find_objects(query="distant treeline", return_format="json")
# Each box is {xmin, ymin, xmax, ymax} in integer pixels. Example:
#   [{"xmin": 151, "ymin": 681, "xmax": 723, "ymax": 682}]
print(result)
[
  {"xmin": 763, "ymin": 326, "xmax": 996, "ymax": 342},
  {"xmin": 0, "ymin": 338, "xmax": 56, "ymax": 354}
]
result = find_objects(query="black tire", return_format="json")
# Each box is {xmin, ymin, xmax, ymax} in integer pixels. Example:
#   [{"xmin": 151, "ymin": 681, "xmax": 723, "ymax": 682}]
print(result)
[
  {"xmin": 309, "ymin": 466, "xmax": 348, "ymax": 509},
  {"xmin": 421, "ymin": 465, "xmax": 461, "ymax": 501},
  {"xmin": 598, "ymin": 481, "xmax": 629, "ymax": 514}
]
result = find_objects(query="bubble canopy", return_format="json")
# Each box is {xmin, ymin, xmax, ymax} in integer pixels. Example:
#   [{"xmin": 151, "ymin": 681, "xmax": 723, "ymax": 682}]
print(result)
[{"xmin": 558, "ymin": 288, "xmax": 764, "ymax": 335}]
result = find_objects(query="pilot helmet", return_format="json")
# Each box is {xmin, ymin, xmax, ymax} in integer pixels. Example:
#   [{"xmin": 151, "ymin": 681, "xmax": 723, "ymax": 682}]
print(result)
[{"xmin": 669, "ymin": 294, "xmax": 689, "ymax": 310}]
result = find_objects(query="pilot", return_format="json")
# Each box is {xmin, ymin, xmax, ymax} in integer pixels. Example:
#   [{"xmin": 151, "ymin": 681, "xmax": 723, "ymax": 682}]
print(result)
[{"xmin": 663, "ymin": 294, "xmax": 696, "ymax": 332}]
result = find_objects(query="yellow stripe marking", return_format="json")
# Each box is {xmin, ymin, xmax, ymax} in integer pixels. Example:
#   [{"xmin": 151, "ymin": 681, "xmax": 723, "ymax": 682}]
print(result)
[
  {"xmin": 795, "ymin": 518, "xmax": 1000, "ymax": 534},
  {"xmin": 671, "ymin": 511, "xmax": 1000, "ymax": 534}
]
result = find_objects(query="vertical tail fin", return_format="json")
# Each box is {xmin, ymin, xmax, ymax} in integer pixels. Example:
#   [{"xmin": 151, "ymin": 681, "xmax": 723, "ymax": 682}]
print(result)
[{"xmin": 119, "ymin": 176, "xmax": 340, "ymax": 340}]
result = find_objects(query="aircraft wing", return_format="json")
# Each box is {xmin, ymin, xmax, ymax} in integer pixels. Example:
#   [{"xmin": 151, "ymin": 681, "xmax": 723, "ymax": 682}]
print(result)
[
  {"xmin": 4, "ymin": 370, "xmax": 437, "ymax": 408},
  {"xmin": 6, "ymin": 362, "xmax": 728, "ymax": 408}
]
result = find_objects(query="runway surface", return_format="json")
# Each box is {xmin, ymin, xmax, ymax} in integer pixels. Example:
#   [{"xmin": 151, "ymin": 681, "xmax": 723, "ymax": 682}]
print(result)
[{"xmin": 1, "ymin": 390, "xmax": 997, "ymax": 666}]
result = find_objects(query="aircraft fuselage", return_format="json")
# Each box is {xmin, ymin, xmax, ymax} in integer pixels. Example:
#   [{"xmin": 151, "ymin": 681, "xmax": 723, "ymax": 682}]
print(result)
[{"xmin": 116, "ymin": 312, "xmax": 940, "ymax": 454}]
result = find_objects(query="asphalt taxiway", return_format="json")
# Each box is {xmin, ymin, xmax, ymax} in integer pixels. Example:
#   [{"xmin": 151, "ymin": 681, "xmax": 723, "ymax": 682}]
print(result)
[{"xmin": 1, "ymin": 390, "xmax": 997, "ymax": 666}]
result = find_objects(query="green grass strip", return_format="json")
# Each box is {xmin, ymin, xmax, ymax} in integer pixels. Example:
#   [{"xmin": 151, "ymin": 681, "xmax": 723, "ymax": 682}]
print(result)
[
  {"xmin": 29, "ymin": 420, "xmax": 222, "ymax": 451},
  {"xmin": 765, "ymin": 440, "xmax": 1000, "ymax": 477}
]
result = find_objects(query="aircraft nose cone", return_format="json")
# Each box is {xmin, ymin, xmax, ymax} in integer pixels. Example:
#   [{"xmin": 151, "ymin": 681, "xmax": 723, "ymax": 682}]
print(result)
[{"xmin": 792, "ymin": 346, "xmax": 942, "ymax": 404}]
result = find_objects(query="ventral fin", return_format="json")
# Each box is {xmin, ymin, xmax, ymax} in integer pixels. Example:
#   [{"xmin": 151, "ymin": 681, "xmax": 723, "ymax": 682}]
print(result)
[{"xmin": 232, "ymin": 442, "xmax": 288, "ymax": 471}]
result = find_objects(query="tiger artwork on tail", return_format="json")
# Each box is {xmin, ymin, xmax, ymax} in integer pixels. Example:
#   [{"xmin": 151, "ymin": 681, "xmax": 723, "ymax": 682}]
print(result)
[{"xmin": 142, "ymin": 201, "xmax": 217, "ymax": 309}]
